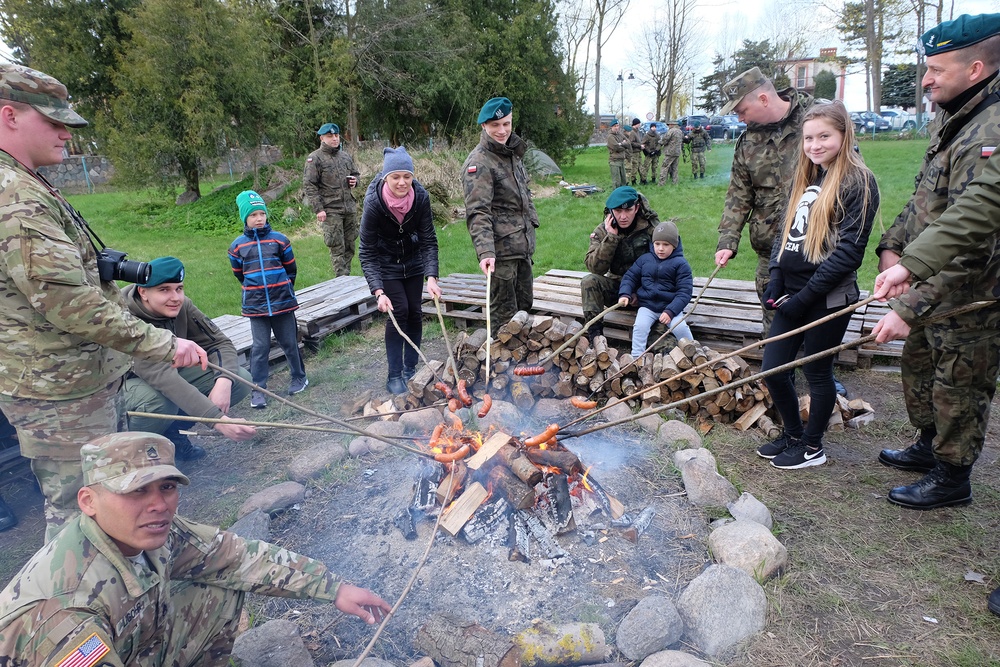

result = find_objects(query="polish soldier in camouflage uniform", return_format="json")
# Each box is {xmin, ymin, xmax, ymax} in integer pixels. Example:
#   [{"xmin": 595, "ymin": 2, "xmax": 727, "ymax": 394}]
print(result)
[
  {"xmin": 658, "ymin": 120, "xmax": 684, "ymax": 185},
  {"xmin": 463, "ymin": 97, "xmax": 540, "ymax": 335},
  {"xmin": 303, "ymin": 123, "xmax": 361, "ymax": 277},
  {"xmin": 0, "ymin": 64, "xmax": 208, "ymax": 542},
  {"xmin": 870, "ymin": 13, "xmax": 1000, "ymax": 511},
  {"xmin": 606, "ymin": 119, "xmax": 629, "ymax": 188},
  {"xmin": 714, "ymin": 66, "xmax": 814, "ymax": 336},
  {"xmin": 628, "ymin": 118, "xmax": 644, "ymax": 185},
  {"xmin": 684, "ymin": 120, "xmax": 712, "ymax": 179},
  {"xmin": 0, "ymin": 432, "xmax": 390, "ymax": 667},
  {"xmin": 581, "ymin": 186, "xmax": 660, "ymax": 340},
  {"xmin": 640, "ymin": 124, "xmax": 660, "ymax": 185}
]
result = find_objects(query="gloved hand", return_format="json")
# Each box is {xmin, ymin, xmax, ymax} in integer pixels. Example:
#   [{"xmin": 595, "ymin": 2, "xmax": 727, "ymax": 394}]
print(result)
[
  {"xmin": 761, "ymin": 269, "xmax": 784, "ymax": 310},
  {"xmin": 779, "ymin": 294, "xmax": 808, "ymax": 320}
]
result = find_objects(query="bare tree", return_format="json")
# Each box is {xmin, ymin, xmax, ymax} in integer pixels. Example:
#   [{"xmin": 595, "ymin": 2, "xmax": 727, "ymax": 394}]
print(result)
[
  {"xmin": 592, "ymin": 0, "xmax": 630, "ymax": 128},
  {"xmin": 660, "ymin": 0, "xmax": 697, "ymax": 119},
  {"xmin": 558, "ymin": 0, "xmax": 597, "ymax": 109}
]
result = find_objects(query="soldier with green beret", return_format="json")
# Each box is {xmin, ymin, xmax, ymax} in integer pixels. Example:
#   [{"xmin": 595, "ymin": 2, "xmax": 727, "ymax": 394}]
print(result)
[
  {"xmin": 122, "ymin": 257, "xmax": 258, "ymax": 460},
  {"xmin": 0, "ymin": 432, "xmax": 391, "ymax": 666},
  {"xmin": 462, "ymin": 97, "xmax": 540, "ymax": 334},
  {"xmin": 871, "ymin": 13, "xmax": 1000, "ymax": 511},
  {"xmin": 0, "ymin": 64, "xmax": 208, "ymax": 542},
  {"xmin": 580, "ymin": 186, "xmax": 660, "ymax": 340},
  {"xmin": 303, "ymin": 122, "xmax": 361, "ymax": 277},
  {"xmin": 714, "ymin": 65, "xmax": 814, "ymax": 337},
  {"xmin": 606, "ymin": 118, "xmax": 629, "ymax": 188}
]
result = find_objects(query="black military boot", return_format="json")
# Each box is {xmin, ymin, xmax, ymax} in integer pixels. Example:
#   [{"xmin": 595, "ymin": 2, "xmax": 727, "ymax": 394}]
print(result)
[
  {"xmin": 401, "ymin": 365, "xmax": 416, "ymax": 384},
  {"xmin": 879, "ymin": 429, "xmax": 936, "ymax": 472},
  {"xmin": 387, "ymin": 372, "xmax": 407, "ymax": 395},
  {"xmin": 163, "ymin": 421, "xmax": 207, "ymax": 462},
  {"xmin": 887, "ymin": 461, "xmax": 973, "ymax": 510},
  {"xmin": 0, "ymin": 493, "xmax": 16, "ymax": 532},
  {"xmin": 989, "ymin": 587, "xmax": 1000, "ymax": 617},
  {"xmin": 588, "ymin": 323, "xmax": 604, "ymax": 343}
]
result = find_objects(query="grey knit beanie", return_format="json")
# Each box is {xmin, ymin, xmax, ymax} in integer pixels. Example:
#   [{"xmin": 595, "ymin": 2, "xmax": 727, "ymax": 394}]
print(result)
[
  {"xmin": 652, "ymin": 221, "xmax": 679, "ymax": 247},
  {"xmin": 382, "ymin": 146, "xmax": 414, "ymax": 175}
]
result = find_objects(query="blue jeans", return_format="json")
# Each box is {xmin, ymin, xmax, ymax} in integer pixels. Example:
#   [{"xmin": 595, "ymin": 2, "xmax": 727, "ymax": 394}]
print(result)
[
  {"xmin": 631, "ymin": 307, "xmax": 693, "ymax": 356},
  {"xmin": 249, "ymin": 312, "xmax": 306, "ymax": 388}
]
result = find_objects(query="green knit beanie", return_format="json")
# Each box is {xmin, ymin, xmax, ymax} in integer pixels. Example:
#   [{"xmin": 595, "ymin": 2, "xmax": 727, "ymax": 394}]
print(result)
[{"xmin": 236, "ymin": 190, "xmax": 268, "ymax": 224}]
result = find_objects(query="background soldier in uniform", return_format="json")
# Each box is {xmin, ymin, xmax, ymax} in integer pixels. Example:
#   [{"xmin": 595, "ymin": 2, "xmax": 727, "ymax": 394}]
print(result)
[
  {"xmin": 658, "ymin": 120, "xmax": 684, "ymax": 185},
  {"xmin": 714, "ymin": 66, "xmax": 814, "ymax": 336},
  {"xmin": 606, "ymin": 119, "xmax": 628, "ymax": 188},
  {"xmin": 640, "ymin": 123, "xmax": 660, "ymax": 185},
  {"xmin": 463, "ymin": 97, "xmax": 539, "ymax": 335},
  {"xmin": 580, "ymin": 186, "xmax": 660, "ymax": 341},
  {"xmin": 303, "ymin": 123, "xmax": 360, "ymax": 277},
  {"xmin": 684, "ymin": 120, "xmax": 712, "ymax": 179},
  {"xmin": 0, "ymin": 432, "xmax": 391, "ymax": 667},
  {"xmin": 0, "ymin": 64, "xmax": 207, "ymax": 542},
  {"xmin": 627, "ymin": 118, "xmax": 643, "ymax": 185},
  {"xmin": 871, "ymin": 13, "xmax": 1000, "ymax": 511}
]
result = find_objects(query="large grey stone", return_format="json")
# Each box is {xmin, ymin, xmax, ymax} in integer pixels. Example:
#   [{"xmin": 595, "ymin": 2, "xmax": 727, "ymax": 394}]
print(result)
[
  {"xmin": 601, "ymin": 397, "xmax": 633, "ymax": 423},
  {"xmin": 676, "ymin": 564, "xmax": 767, "ymax": 657},
  {"xmin": 727, "ymin": 492, "xmax": 773, "ymax": 529},
  {"xmin": 656, "ymin": 420, "xmax": 701, "ymax": 449},
  {"xmin": 330, "ymin": 659, "xmax": 396, "ymax": 667},
  {"xmin": 398, "ymin": 407, "xmax": 445, "ymax": 434},
  {"xmin": 238, "ymin": 481, "xmax": 306, "ymax": 518},
  {"xmin": 533, "ymin": 398, "xmax": 569, "ymax": 421},
  {"xmin": 349, "ymin": 420, "xmax": 407, "ymax": 456},
  {"xmin": 672, "ymin": 448, "xmax": 738, "ymax": 507},
  {"xmin": 475, "ymin": 398, "xmax": 520, "ymax": 433},
  {"xmin": 228, "ymin": 508, "xmax": 270, "ymax": 542},
  {"xmin": 639, "ymin": 650, "xmax": 712, "ymax": 667},
  {"xmin": 287, "ymin": 441, "xmax": 348, "ymax": 482},
  {"xmin": 615, "ymin": 595, "xmax": 684, "ymax": 660},
  {"xmin": 231, "ymin": 619, "xmax": 314, "ymax": 667},
  {"xmin": 636, "ymin": 414, "xmax": 663, "ymax": 435},
  {"xmin": 709, "ymin": 520, "xmax": 787, "ymax": 581}
]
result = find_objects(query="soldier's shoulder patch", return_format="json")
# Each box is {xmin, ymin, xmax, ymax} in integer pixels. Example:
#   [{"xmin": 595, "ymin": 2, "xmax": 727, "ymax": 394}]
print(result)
[
  {"xmin": 467, "ymin": 165, "xmax": 478, "ymax": 174},
  {"xmin": 54, "ymin": 632, "xmax": 110, "ymax": 667},
  {"xmin": 983, "ymin": 146, "xmax": 995, "ymax": 158},
  {"xmin": 306, "ymin": 157, "xmax": 314, "ymax": 163}
]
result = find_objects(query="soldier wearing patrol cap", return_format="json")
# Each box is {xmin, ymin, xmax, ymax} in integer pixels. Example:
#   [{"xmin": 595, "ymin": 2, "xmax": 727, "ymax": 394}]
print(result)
[
  {"xmin": 0, "ymin": 64, "xmax": 208, "ymax": 543},
  {"xmin": 606, "ymin": 118, "xmax": 629, "ymax": 188},
  {"xmin": 872, "ymin": 13, "xmax": 1000, "ymax": 511},
  {"xmin": 462, "ymin": 97, "xmax": 540, "ymax": 335},
  {"xmin": 657, "ymin": 120, "xmax": 684, "ymax": 185},
  {"xmin": 303, "ymin": 122, "xmax": 362, "ymax": 277},
  {"xmin": 0, "ymin": 431, "xmax": 391, "ymax": 666},
  {"xmin": 713, "ymin": 65, "xmax": 814, "ymax": 337}
]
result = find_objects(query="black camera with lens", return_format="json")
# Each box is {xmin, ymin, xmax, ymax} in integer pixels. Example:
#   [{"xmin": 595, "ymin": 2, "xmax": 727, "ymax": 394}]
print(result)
[{"xmin": 96, "ymin": 249, "xmax": 151, "ymax": 284}]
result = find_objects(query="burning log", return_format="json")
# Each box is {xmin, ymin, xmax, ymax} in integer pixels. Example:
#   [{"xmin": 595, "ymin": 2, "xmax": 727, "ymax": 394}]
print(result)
[
  {"xmin": 440, "ymin": 482, "xmax": 490, "ymax": 536},
  {"xmin": 435, "ymin": 461, "xmax": 468, "ymax": 505},
  {"xmin": 544, "ymin": 473, "xmax": 575, "ymax": 534},
  {"xmin": 461, "ymin": 496, "xmax": 511, "ymax": 543},
  {"xmin": 507, "ymin": 511, "xmax": 530, "ymax": 562},
  {"xmin": 498, "ymin": 443, "xmax": 543, "ymax": 486},
  {"xmin": 414, "ymin": 615, "xmax": 520, "ymax": 667},
  {"xmin": 519, "ymin": 510, "xmax": 568, "ymax": 560},
  {"xmin": 524, "ymin": 447, "xmax": 581, "ymax": 473},
  {"xmin": 488, "ymin": 465, "xmax": 536, "ymax": 510}
]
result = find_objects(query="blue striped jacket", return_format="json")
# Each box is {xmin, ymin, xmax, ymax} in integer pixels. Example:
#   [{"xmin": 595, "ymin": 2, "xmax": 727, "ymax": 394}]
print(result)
[{"xmin": 228, "ymin": 223, "xmax": 299, "ymax": 317}]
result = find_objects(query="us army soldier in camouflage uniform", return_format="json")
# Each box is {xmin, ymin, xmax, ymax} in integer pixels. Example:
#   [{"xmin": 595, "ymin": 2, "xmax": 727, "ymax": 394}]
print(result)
[
  {"xmin": 0, "ymin": 64, "xmax": 207, "ymax": 542},
  {"xmin": 870, "ymin": 14, "xmax": 1000, "ymax": 511},
  {"xmin": 658, "ymin": 120, "xmax": 684, "ymax": 185},
  {"xmin": 606, "ymin": 119, "xmax": 629, "ymax": 188},
  {"xmin": 303, "ymin": 122, "xmax": 361, "ymax": 277},
  {"xmin": 640, "ymin": 124, "xmax": 660, "ymax": 185},
  {"xmin": 714, "ymin": 67, "xmax": 813, "ymax": 336},
  {"xmin": 684, "ymin": 121, "xmax": 712, "ymax": 179},
  {"xmin": 628, "ymin": 118, "xmax": 643, "ymax": 185},
  {"xmin": 581, "ymin": 186, "xmax": 659, "ymax": 340},
  {"xmin": 0, "ymin": 432, "xmax": 390, "ymax": 667},
  {"xmin": 463, "ymin": 97, "xmax": 540, "ymax": 334}
]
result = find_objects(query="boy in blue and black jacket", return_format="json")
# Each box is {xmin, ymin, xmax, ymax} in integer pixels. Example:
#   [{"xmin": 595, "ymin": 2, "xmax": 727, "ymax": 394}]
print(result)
[{"xmin": 228, "ymin": 190, "xmax": 308, "ymax": 408}]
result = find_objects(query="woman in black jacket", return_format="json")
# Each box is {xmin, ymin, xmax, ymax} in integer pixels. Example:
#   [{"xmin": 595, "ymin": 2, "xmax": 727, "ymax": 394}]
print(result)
[{"xmin": 359, "ymin": 147, "xmax": 441, "ymax": 394}]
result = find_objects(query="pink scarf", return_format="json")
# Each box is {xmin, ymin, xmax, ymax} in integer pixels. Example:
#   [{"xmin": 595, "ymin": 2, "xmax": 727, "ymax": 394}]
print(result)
[{"xmin": 382, "ymin": 181, "xmax": 414, "ymax": 223}]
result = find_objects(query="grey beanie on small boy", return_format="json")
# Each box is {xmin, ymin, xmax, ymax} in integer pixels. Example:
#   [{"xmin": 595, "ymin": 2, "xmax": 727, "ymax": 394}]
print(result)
[{"xmin": 652, "ymin": 221, "xmax": 679, "ymax": 247}]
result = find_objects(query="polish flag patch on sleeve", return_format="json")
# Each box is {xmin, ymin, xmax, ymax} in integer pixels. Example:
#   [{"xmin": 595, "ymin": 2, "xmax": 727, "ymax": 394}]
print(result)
[
  {"xmin": 467, "ymin": 165, "xmax": 478, "ymax": 174},
  {"xmin": 55, "ymin": 633, "xmax": 111, "ymax": 667},
  {"xmin": 983, "ymin": 146, "xmax": 996, "ymax": 158}
]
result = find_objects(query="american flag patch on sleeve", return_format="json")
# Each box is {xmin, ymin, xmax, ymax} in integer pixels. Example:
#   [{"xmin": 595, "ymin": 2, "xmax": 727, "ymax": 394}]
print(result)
[
  {"xmin": 983, "ymin": 146, "xmax": 996, "ymax": 158},
  {"xmin": 467, "ymin": 165, "xmax": 478, "ymax": 174},
  {"xmin": 56, "ymin": 633, "xmax": 111, "ymax": 667}
]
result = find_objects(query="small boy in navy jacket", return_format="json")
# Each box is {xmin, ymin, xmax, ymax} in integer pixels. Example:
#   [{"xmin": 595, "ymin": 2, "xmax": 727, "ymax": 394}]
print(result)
[
  {"xmin": 228, "ymin": 190, "xmax": 308, "ymax": 408},
  {"xmin": 618, "ymin": 221, "xmax": 694, "ymax": 356}
]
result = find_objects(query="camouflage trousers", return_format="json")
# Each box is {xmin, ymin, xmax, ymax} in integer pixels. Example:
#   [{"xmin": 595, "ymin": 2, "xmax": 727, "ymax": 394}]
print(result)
[
  {"xmin": 124, "ymin": 366, "xmax": 253, "ymax": 434},
  {"xmin": 754, "ymin": 251, "xmax": 775, "ymax": 338},
  {"xmin": 691, "ymin": 151, "xmax": 706, "ymax": 176},
  {"xmin": 641, "ymin": 153, "xmax": 660, "ymax": 184},
  {"xmin": 144, "ymin": 580, "xmax": 244, "ymax": 667},
  {"xmin": 627, "ymin": 153, "xmax": 642, "ymax": 184},
  {"xmin": 609, "ymin": 160, "xmax": 627, "ymax": 189},
  {"xmin": 581, "ymin": 273, "xmax": 622, "ymax": 323},
  {"xmin": 322, "ymin": 208, "xmax": 358, "ymax": 277},
  {"xmin": 0, "ymin": 379, "xmax": 125, "ymax": 542},
  {"xmin": 900, "ymin": 303, "xmax": 1000, "ymax": 466},
  {"xmin": 659, "ymin": 155, "xmax": 680, "ymax": 185},
  {"xmin": 489, "ymin": 258, "xmax": 534, "ymax": 336}
]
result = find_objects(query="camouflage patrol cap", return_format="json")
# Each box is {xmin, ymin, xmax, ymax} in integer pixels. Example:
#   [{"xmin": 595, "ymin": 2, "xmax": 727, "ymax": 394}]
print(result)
[
  {"xmin": 720, "ymin": 67, "xmax": 769, "ymax": 115},
  {"xmin": 919, "ymin": 13, "xmax": 1000, "ymax": 57},
  {"xmin": 0, "ymin": 64, "xmax": 88, "ymax": 128},
  {"xmin": 81, "ymin": 432, "xmax": 190, "ymax": 494}
]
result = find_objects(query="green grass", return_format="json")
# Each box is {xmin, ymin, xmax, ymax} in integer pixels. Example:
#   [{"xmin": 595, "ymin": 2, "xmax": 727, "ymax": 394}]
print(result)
[{"xmin": 65, "ymin": 140, "xmax": 930, "ymax": 318}]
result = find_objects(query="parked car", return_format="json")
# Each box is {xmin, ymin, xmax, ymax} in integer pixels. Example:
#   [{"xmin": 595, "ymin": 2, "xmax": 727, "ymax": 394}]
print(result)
[
  {"xmin": 639, "ymin": 121, "xmax": 668, "ymax": 135},
  {"xmin": 707, "ymin": 115, "xmax": 747, "ymax": 140},
  {"xmin": 677, "ymin": 115, "xmax": 711, "ymax": 136},
  {"xmin": 851, "ymin": 111, "xmax": 891, "ymax": 134},
  {"xmin": 879, "ymin": 109, "xmax": 917, "ymax": 131}
]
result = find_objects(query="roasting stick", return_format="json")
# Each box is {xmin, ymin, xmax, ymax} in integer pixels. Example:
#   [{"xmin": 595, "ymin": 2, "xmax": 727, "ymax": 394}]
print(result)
[
  {"xmin": 590, "ymin": 264, "xmax": 723, "ymax": 398},
  {"xmin": 432, "ymin": 295, "xmax": 462, "ymax": 384},
  {"xmin": 345, "ymin": 465, "xmax": 456, "ymax": 667},
  {"xmin": 386, "ymin": 307, "xmax": 450, "ymax": 387},
  {"xmin": 484, "ymin": 268, "xmax": 493, "ymax": 389},
  {"xmin": 206, "ymin": 362, "xmax": 439, "ymax": 459},
  {"xmin": 560, "ymin": 294, "xmax": 879, "ymax": 431},
  {"xmin": 127, "ymin": 411, "xmax": 415, "ymax": 441},
  {"xmin": 343, "ymin": 401, "xmax": 449, "ymax": 422},
  {"xmin": 560, "ymin": 299, "xmax": 994, "ymax": 439},
  {"xmin": 518, "ymin": 302, "xmax": 622, "ymax": 373}
]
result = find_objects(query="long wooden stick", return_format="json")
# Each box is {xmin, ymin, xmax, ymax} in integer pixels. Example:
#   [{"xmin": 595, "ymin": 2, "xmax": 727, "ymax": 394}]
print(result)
[
  {"xmin": 432, "ymin": 295, "xmax": 461, "ymax": 383},
  {"xmin": 532, "ymin": 302, "xmax": 622, "ymax": 368},
  {"xmin": 484, "ymin": 268, "xmax": 492, "ymax": 389},
  {"xmin": 126, "ymin": 411, "xmax": 418, "ymax": 442},
  {"xmin": 387, "ymin": 308, "xmax": 448, "ymax": 387}
]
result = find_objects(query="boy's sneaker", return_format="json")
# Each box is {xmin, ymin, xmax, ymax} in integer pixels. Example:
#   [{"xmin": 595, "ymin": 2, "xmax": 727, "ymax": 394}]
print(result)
[
  {"xmin": 288, "ymin": 378, "xmax": 309, "ymax": 396},
  {"xmin": 250, "ymin": 390, "xmax": 267, "ymax": 409},
  {"xmin": 757, "ymin": 434, "xmax": 798, "ymax": 459},
  {"xmin": 771, "ymin": 443, "xmax": 827, "ymax": 470}
]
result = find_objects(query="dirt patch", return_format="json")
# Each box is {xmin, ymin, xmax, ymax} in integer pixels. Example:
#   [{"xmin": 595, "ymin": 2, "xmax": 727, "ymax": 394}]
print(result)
[{"xmin": 3, "ymin": 327, "xmax": 1000, "ymax": 666}]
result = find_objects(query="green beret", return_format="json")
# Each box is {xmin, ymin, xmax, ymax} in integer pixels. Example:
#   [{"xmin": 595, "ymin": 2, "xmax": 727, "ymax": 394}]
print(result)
[
  {"xmin": 609, "ymin": 118, "xmax": 619, "ymax": 127},
  {"xmin": 477, "ymin": 97, "xmax": 512, "ymax": 124},
  {"xmin": 139, "ymin": 256, "xmax": 184, "ymax": 287},
  {"xmin": 317, "ymin": 122, "xmax": 340, "ymax": 135},
  {"xmin": 920, "ymin": 13, "xmax": 1000, "ymax": 57},
  {"xmin": 605, "ymin": 186, "xmax": 639, "ymax": 210}
]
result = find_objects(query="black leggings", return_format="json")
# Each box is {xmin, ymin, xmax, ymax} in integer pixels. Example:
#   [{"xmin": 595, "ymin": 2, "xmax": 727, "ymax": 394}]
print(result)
[
  {"xmin": 383, "ymin": 276, "xmax": 424, "ymax": 374},
  {"xmin": 762, "ymin": 303, "xmax": 853, "ymax": 447}
]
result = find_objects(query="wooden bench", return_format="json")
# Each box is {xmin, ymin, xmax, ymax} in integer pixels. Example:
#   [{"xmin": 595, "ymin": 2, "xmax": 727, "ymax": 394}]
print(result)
[{"xmin": 425, "ymin": 269, "xmax": 904, "ymax": 367}]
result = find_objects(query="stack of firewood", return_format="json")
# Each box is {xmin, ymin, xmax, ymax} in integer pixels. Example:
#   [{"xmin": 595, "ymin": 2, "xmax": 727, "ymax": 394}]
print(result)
[{"xmin": 404, "ymin": 310, "xmax": 773, "ymax": 433}]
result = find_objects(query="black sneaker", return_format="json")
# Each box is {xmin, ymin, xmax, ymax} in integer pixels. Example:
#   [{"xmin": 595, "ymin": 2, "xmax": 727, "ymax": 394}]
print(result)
[
  {"xmin": 757, "ymin": 434, "xmax": 799, "ymax": 459},
  {"xmin": 771, "ymin": 443, "xmax": 827, "ymax": 470},
  {"xmin": 988, "ymin": 587, "xmax": 1000, "ymax": 617},
  {"xmin": 250, "ymin": 390, "xmax": 267, "ymax": 409},
  {"xmin": 288, "ymin": 377, "xmax": 309, "ymax": 395},
  {"xmin": 0, "ymin": 495, "xmax": 16, "ymax": 532},
  {"xmin": 169, "ymin": 432, "xmax": 207, "ymax": 462}
]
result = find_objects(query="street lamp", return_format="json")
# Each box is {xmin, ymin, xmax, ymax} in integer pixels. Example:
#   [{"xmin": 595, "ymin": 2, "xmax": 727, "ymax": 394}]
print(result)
[{"xmin": 617, "ymin": 70, "xmax": 635, "ymax": 124}]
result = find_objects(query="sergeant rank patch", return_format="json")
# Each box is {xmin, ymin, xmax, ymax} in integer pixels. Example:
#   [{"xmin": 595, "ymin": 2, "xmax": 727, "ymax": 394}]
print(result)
[{"xmin": 56, "ymin": 632, "xmax": 111, "ymax": 667}]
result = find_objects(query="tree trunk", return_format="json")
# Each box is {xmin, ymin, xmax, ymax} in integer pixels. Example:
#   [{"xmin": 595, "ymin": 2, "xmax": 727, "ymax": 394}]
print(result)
[{"xmin": 178, "ymin": 154, "xmax": 200, "ymax": 202}]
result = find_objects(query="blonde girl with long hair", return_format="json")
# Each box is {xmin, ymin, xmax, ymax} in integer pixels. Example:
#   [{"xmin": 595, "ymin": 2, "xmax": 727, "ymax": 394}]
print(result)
[{"xmin": 755, "ymin": 101, "xmax": 880, "ymax": 470}]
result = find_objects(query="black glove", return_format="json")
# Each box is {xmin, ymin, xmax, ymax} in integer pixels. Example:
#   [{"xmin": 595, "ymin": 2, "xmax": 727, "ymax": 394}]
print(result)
[
  {"xmin": 761, "ymin": 269, "xmax": 784, "ymax": 310},
  {"xmin": 778, "ymin": 294, "xmax": 808, "ymax": 320}
]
